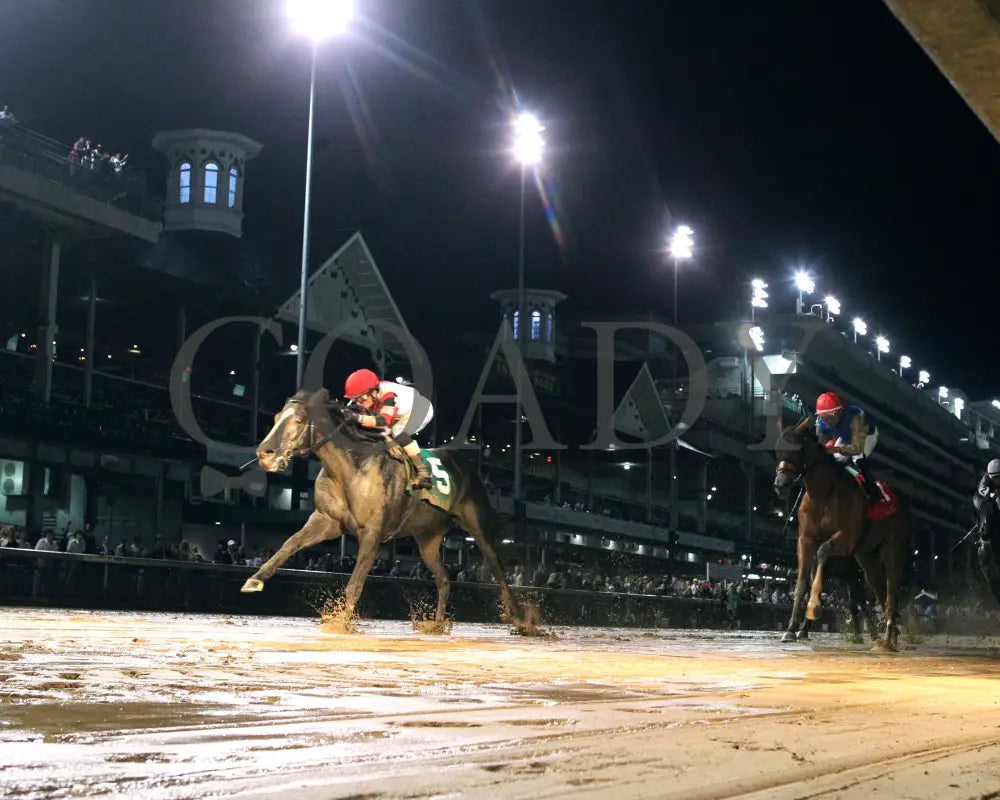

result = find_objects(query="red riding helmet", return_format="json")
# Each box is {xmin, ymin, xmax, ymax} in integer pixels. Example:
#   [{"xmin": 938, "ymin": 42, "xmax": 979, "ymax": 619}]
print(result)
[
  {"xmin": 816, "ymin": 392, "xmax": 844, "ymax": 416},
  {"xmin": 344, "ymin": 368, "xmax": 380, "ymax": 398}
]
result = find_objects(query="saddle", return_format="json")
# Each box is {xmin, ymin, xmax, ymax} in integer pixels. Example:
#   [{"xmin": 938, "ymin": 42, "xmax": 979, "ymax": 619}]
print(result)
[{"xmin": 845, "ymin": 466, "xmax": 897, "ymax": 520}]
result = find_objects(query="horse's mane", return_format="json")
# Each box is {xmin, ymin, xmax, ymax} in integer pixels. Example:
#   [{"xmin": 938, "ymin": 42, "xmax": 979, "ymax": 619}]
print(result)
[{"xmin": 299, "ymin": 389, "xmax": 406, "ymax": 483}]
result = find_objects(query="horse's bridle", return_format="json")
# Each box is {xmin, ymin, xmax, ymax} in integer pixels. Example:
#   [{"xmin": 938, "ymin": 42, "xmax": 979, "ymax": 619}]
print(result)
[
  {"xmin": 775, "ymin": 436, "xmax": 825, "ymax": 484},
  {"xmin": 275, "ymin": 397, "xmax": 339, "ymax": 466}
]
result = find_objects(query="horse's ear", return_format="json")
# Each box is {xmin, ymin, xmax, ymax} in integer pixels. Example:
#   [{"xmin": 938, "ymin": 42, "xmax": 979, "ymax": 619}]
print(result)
[{"xmin": 314, "ymin": 387, "xmax": 330, "ymax": 403}]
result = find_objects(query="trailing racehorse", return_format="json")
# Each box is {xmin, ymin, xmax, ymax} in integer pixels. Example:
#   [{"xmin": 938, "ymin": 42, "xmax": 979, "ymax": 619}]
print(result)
[
  {"xmin": 774, "ymin": 417, "xmax": 912, "ymax": 651},
  {"xmin": 242, "ymin": 389, "xmax": 537, "ymax": 634}
]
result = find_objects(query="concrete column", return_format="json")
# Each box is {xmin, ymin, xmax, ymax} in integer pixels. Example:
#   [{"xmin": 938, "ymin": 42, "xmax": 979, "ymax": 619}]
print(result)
[
  {"xmin": 177, "ymin": 305, "xmax": 187, "ymax": 352},
  {"xmin": 34, "ymin": 236, "xmax": 61, "ymax": 404},
  {"xmin": 153, "ymin": 475, "xmax": 164, "ymax": 535},
  {"xmin": 84, "ymin": 276, "xmax": 97, "ymax": 408},
  {"xmin": 668, "ymin": 444, "xmax": 678, "ymax": 532},
  {"xmin": 929, "ymin": 527, "xmax": 936, "ymax": 580},
  {"xmin": 697, "ymin": 458, "xmax": 707, "ymax": 534},
  {"xmin": 25, "ymin": 461, "xmax": 45, "ymax": 536},
  {"xmin": 250, "ymin": 326, "xmax": 262, "ymax": 444},
  {"xmin": 745, "ymin": 461, "xmax": 756, "ymax": 547},
  {"xmin": 340, "ymin": 535, "xmax": 347, "ymax": 558},
  {"xmin": 586, "ymin": 447, "xmax": 595, "ymax": 512},
  {"xmin": 645, "ymin": 446, "xmax": 653, "ymax": 523}
]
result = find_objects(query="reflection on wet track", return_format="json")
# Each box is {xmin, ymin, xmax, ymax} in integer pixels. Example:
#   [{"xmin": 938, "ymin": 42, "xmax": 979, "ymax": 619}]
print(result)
[{"xmin": 2, "ymin": 608, "xmax": 1000, "ymax": 799}]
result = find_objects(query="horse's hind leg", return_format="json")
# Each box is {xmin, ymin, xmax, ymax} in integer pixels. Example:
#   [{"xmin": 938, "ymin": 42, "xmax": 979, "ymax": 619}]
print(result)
[
  {"xmin": 455, "ymin": 500, "xmax": 529, "ymax": 630},
  {"xmin": 414, "ymin": 527, "xmax": 451, "ymax": 632},
  {"xmin": 881, "ymin": 539, "xmax": 906, "ymax": 652},
  {"xmin": 242, "ymin": 511, "xmax": 340, "ymax": 592},
  {"xmin": 855, "ymin": 549, "xmax": 887, "ymax": 647}
]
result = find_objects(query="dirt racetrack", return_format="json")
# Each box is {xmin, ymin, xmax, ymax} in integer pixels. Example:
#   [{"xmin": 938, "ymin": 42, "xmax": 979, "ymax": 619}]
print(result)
[{"xmin": 2, "ymin": 608, "xmax": 1000, "ymax": 799}]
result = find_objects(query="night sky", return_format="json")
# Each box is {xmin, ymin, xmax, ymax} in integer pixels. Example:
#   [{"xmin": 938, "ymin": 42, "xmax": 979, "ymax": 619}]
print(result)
[{"xmin": 2, "ymin": 0, "xmax": 999, "ymax": 396}]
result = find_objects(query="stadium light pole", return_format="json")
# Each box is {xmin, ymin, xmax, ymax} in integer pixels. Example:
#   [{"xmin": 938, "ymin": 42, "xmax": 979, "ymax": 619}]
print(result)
[
  {"xmin": 511, "ymin": 111, "xmax": 544, "ymax": 507},
  {"xmin": 667, "ymin": 224, "xmax": 694, "ymax": 536},
  {"xmin": 899, "ymin": 354, "xmax": 911, "ymax": 379},
  {"xmin": 794, "ymin": 270, "xmax": 815, "ymax": 314},
  {"xmin": 852, "ymin": 317, "xmax": 867, "ymax": 344},
  {"xmin": 875, "ymin": 335, "xmax": 890, "ymax": 362},
  {"xmin": 824, "ymin": 295, "xmax": 840, "ymax": 323},
  {"xmin": 288, "ymin": 0, "xmax": 353, "ymax": 390}
]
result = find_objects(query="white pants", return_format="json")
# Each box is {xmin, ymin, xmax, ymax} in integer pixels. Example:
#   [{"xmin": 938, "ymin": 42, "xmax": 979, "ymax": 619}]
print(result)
[{"xmin": 832, "ymin": 426, "xmax": 878, "ymax": 465}]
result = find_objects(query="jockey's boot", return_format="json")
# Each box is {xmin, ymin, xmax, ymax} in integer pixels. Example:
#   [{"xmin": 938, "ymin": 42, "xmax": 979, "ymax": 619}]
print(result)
[
  {"xmin": 402, "ymin": 439, "xmax": 434, "ymax": 491},
  {"xmin": 857, "ymin": 459, "xmax": 880, "ymax": 502}
]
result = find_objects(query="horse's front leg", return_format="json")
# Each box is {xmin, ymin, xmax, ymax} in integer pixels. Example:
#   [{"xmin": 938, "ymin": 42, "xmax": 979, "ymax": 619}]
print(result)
[
  {"xmin": 334, "ymin": 527, "xmax": 381, "ymax": 629},
  {"xmin": 783, "ymin": 533, "xmax": 817, "ymax": 642},
  {"xmin": 241, "ymin": 511, "xmax": 340, "ymax": 592},
  {"xmin": 806, "ymin": 538, "xmax": 835, "ymax": 621}
]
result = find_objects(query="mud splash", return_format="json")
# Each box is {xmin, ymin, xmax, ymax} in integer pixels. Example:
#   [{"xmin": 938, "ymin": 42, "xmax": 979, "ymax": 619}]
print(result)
[
  {"xmin": 406, "ymin": 594, "xmax": 454, "ymax": 635},
  {"xmin": 318, "ymin": 592, "xmax": 363, "ymax": 635}
]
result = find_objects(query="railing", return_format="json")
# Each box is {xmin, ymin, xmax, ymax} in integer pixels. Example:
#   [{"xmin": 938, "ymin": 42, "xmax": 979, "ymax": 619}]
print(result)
[
  {"xmin": 0, "ymin": 124, "xmax": 162, "ymax": 222},
  {"xmin": 0, "ymin": 548, "xmax": 838, "ymax": 632}
]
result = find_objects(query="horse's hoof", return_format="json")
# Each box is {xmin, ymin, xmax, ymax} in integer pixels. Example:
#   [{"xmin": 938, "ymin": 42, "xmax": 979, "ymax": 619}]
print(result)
[
  {"xmin": 797, "ymin": 630, "xmax": 810, "ymax": 641},
  {"xmin": 780, "ymin": 631, "xmax": 797, "ymax": 643},
  {"xmin": 241, "ymin": 578, "xmax": 264, "ymax": 593}
]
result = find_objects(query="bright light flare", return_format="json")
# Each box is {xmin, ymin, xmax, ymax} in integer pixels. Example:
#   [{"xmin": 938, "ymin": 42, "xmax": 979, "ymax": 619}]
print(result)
[
  {"xmin": 899, "ymin": 355, "xmax": 911, "ymax": 369},
  {"xmin": 287, "ymin": 0, "xmax": 353, "ymax": 40},
  {"xmin": 669, "ymin": 224, "xmax": 694, "ymax": 260},
  {"xmin": 824, "ymin": 295, "xmax": 841, "ymax": 316},
  {"xmin": 919, "ymin": 370, "xmax": 930, "ymax": 384},
  {"xmin": 751, "ymin": 278, "xmax": 768, "ymax": 308},
  {"xmin": 749, "ymin": 326, "xmax": 765, "ymax": 352},
  {"xmin": 939, "ymin": 386, "xmax": 949, "ymax": 399},
  {"xmin": 794, "ymin": 270, "xmax": 815, "ymax": 294},
  {"xmin": 853, "ymin": 318, "xmax": 867, "ymax": 336},
  {"xmin": 513, "ymin": 112, "xmax": 544, "ymax": 165},
  {"xmin": 875, "ymin": 335, "xmax": 890, "ymax": 354}
]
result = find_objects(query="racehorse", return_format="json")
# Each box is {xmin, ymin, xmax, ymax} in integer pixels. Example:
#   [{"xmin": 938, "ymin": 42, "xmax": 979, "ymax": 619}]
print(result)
[
  {"xmin": 774, "ymin": 417, "xmax": 912, "ymax": 651},
  {"xmin": 794, "ymin": 554, "xmax": 878, "ymax": 643},
  {"xmin": 242, "ymin": 389, "xmax": 536, "ymax": 634}
]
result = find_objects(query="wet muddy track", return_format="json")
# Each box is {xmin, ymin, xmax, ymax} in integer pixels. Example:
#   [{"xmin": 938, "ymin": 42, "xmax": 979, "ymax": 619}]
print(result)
[{"xmin": 2, "ymin": 609, "xmax": 1000, "ymax": 799}]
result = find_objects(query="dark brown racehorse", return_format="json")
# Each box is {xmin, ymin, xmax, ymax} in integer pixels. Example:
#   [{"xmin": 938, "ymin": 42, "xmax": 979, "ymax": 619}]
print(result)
[
  {"xmin": 243, "ymin": 389, "xmax": 536, "ymax": 634},
  {"xmin": 774, "ymin": 418, "xmax": 912, "ymax": 650}
]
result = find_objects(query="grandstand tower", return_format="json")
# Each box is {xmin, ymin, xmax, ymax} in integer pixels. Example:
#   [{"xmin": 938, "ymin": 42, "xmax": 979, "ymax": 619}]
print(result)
[{"xmin": 151, "ymin": 129, "xmax": 262, "ymax": 239}]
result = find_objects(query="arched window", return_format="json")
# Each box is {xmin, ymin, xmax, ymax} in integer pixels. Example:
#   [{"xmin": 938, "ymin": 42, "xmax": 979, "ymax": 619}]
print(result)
[
  {"xmin": 179, "ymin": 162, "xmax": 191, "ymax": 204},
  {"xmin": 512, "ymin": 311, "xmax": 520, "ymax": 340},
  {"xmin": 228, "ymin": 166, "xmax": 239, "ymax": 208},
  {"xmin": 530, "ymin": 309, "xmax": 542, "ymax": 341},
  {"xmin": 203, "ymin": 162, "xmax": 219, "ymax": 204},
  {"xmin": 546, "ymin": 311, "xmax": 554, "ymax": 342}
]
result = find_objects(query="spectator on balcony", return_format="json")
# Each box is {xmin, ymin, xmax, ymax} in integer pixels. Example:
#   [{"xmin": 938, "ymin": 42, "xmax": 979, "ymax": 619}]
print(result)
[
  {"xmin": 109, "ymin": 152, "xmax": 127, "ymax": 176},
  {"xmin": 34, "ymin": 529, "xmax": 58, "ymax": 552},
  {"xmin": 144, "ymin": 535, "xmax": 167, "ymax": 559},
  {"xmin": 66, "ymin": 530, "xmax": 86, "ymax": 554},
  {"xmin": 0, "ymin": 105, "xmax": 15, "ymax": 125}
]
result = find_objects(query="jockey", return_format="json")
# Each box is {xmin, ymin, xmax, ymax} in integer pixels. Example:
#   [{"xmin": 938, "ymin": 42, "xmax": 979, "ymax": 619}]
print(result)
[
  {"xmin": 815, "ymin": 391, "xmax": 881, "ymax": 501},
  {"xmin": 974, "ymin": 458, "xmax": 1000, "ymax": 538},
  {"xmin": 343, "ymin": 369, "xmax": 434, "ymax": 490}
]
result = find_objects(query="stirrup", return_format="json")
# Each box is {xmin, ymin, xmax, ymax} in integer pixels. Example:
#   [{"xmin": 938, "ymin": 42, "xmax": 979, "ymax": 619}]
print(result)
[{"xmin": 411, "ymin": 474, "xmax": 433, "ymax": 490}]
